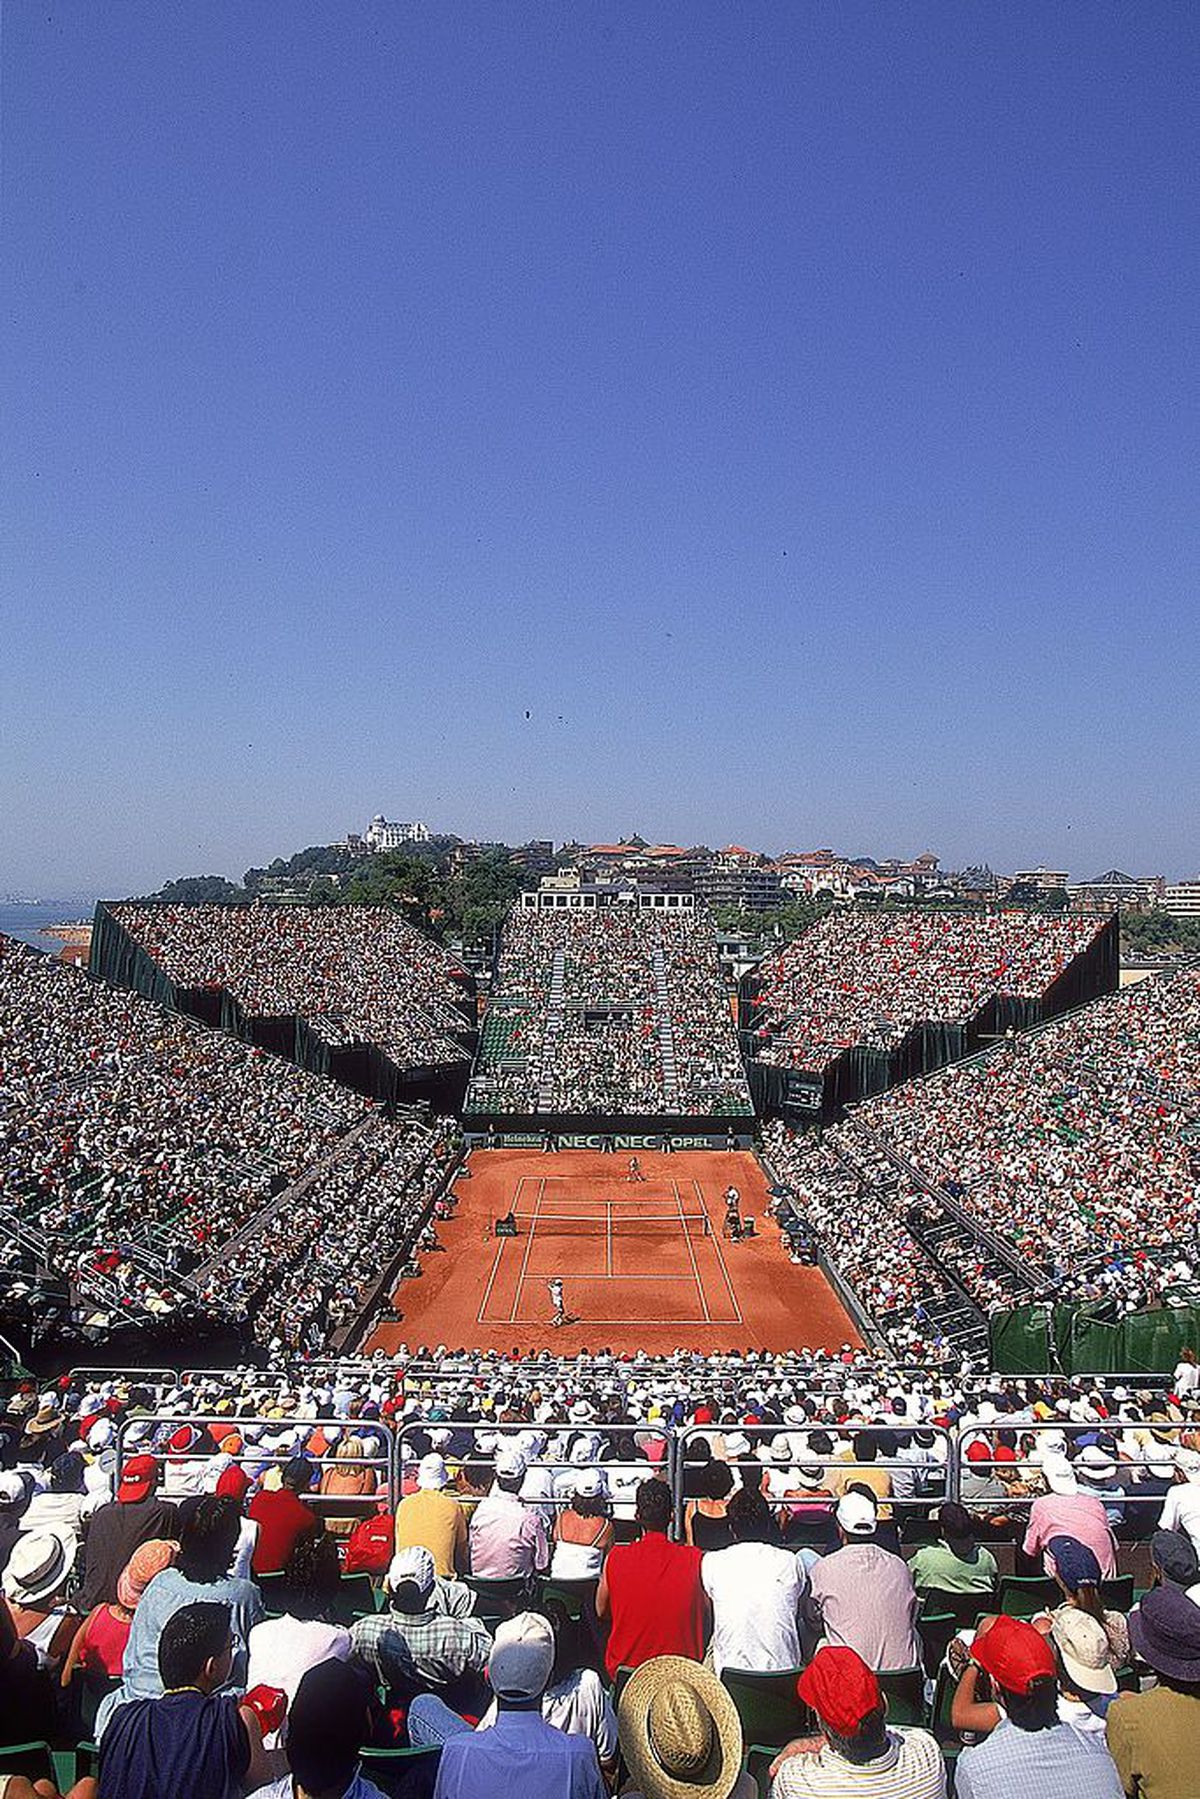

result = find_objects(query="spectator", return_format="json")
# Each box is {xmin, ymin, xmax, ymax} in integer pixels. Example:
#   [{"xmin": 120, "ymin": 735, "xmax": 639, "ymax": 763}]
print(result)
[
  {"xmin": 550, "ymin": 1470, "xmax": 614, "ymax": 1580},
  {"xmin": 597, "ymin": 1478, "xmax": 708, "ymax": 1680},
  {"xmin": 769, "ymin": 1645, "xmax": 946, "ymax": 1797},
  {"xmin": 0, "ymin": 1593, "xmax": 62, "ymax": 1747},
  {"xmin": 475, "ymin": 1603, "xmax": 618, "ymax": 1781},
  {"xmin": 468, "ymin": 1447, "xmax": 549, "ymax": 1578},
  {"xmin": 1106, "ymin": 1586, "xmax": 1200, "ymax": 1798},
  {"xmin": 685, "ymin": 1459, "xmax": 736, "ymax": 1551},
  {"xmin": 0, "ymin": 1472, "xmax": 31, "ymax": 1575},
  {"xmin": 246, "ymin": 1657, "xmax": 387, "ymax": 1799},
  {"xmin": 804, "ymin": 1492, "xmax": 920, "ymax": 1671},
  {"xmin": 394, "ymin": 1452, "xmax": 467, "ymax": 1577},
  {"xmin": 115, "ymin": 1496, "xmax": 264, "ymax": 1710},
  {"xmin": 1023, "ymin": 1484, "xmax": 1118, "ymax": 1580},
  {"xmin": 953, "ymin": 1615, "xmax": 1124, "ymax": 1798},
  {"xmin": 908, "ymin": 1503, "xmax": 998, "ymax": 1596},
  {"xmin": 1156, "ymin": 1455, "xmax": 1200, "ymax": 1555},
  {"xmin": 249, "ymin": 1459, "xmax": 320, "ymax": 1576},
  {"xmin": 349, "ymin": 1547, "xmax": 491, "ymax": 1695},
  {"xmin": 2, "ymin": 1528, "xmax": 79, "ymax": 1672},
  {"xmin": 427, "ymin": 1611, "xmax": 604, "ymax": 1799},
  {"xmin": 77, "ymin": 1455, "xmax": 178, "ymax": 1612},
  {"xmin": 618, "ymin": 1654, "xmax": 755, "ymax": 1799},
  {"xmin": 701, "ymin": 1486, "xmax": 809, "ymax": 1675},
  {"xmin": 1147, "ymin": 1529, "xmax": 1199, "ymax": 1593},
  {"xmin": 98, "ymin": 1601, "xmax": 280, "ymax": 1799},
  {"xmin": 245, "ymin": 1534, "xmax": 352, "ymax": 1746},
  {"xmin": 1037, "ymin": 1535, "xmax": 1129, "ymax": 1669},
  {"xmin": 62, "ymin": 1539, "xmax": 179, "ymax": 1686}
]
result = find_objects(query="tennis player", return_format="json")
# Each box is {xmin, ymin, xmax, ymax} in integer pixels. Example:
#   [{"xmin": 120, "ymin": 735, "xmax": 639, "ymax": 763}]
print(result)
[
  {"xmin": 548, "ymin": 1276, "xmax": 567, "ymax": 1327},
  {"xmin": 628, "ymin": 1155, "xmax": 643, "ymax": 1182}
]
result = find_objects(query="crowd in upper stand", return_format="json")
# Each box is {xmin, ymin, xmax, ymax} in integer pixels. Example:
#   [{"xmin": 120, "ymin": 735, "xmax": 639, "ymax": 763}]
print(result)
[
  {"xmin": 467, "ymin": 905, "xmax": 752, "ymax": 1116},
  {"xmin": 762, "ymin": 966, "xmax": 1200, "ymax": 1358},
  {"xmin": 752, "ymin": 911, "xmax": 1105, "ymax": 1072},
  {"xmin": 4, "ymin": 1354, "xmax": 1200, "ymax": 1797},
  {"xmin": 106, "ymin": 904, "xmax": 473, "ymax": 1073},
  {"xmin": 0, "ymin": 937, "xmax": 456, "ymax": 1346}
]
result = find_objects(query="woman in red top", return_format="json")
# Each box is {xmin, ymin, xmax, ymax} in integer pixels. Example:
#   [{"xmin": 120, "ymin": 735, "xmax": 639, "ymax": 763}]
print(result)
[{"xmin": 61, "ymin": 1537, "xmax": 179, "ymax": 1685}]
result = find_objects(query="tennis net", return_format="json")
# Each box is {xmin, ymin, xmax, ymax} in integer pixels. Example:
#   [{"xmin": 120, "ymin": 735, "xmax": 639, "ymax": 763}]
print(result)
[{"xmin": 515, "ymin": 1211, "xmax": 711, "ymax": 1239}]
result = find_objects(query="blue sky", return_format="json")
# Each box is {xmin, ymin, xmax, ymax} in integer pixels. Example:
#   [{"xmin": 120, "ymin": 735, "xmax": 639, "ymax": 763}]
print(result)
[{"xmin": 2, "ymin": 3, "xmax": 1197, "ymax": 894}]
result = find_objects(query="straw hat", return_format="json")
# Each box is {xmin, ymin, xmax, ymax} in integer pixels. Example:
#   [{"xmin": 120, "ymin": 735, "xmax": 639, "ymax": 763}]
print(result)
[{"xmin": 618, "ymin": 1656, "xmax": 743, "ymax": 1799}]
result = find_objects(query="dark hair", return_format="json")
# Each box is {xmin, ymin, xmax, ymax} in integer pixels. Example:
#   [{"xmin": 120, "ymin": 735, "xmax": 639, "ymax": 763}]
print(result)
[
  {"xmin": 635, "ymin": 1477, "xmax": 672, "ymax": 1533},
  {"xmin": 178, "ymin": 1495, "xmax": 241, "ymax": 1584},
  {"xmin": 698, "ymin": 1459, "xmax": 735, "ymax": 1501},
  {"xmin": 282, "ymin": 1457, "xmax": 315, "ymax": 1493},
  {"xmin": 287, "ymin": 1659, "xmax": 376, "ymax": 1792},
  {"xmin": 283, "ymin": 1530, "xmax": 341, "ymax": 1621},
  {"xmin": 1002, "ymin": 1676, "xmax": 1060, "ymax": 1732},
  {"xmin": 726, "ymin": 1484, "xmax": 776, "ymax": 1544},
  {"xmin": 824, "ymin": 1704, "xmax": 888, "ymax": 1764},
  {"xmin": 851, "ymin": 1431, "xmax": 878, "ymax": 1463},
  {"xmin": 389, "ymin": 1580, "xmax": 427, "ymax": 1614},
  {"xmin": 571, "ymin": 1488, "xmax": 610, "ymax": 1520},
  {"xmin": 158, "ymin": 1601, "xmax": 231, "ymax": 1689},
  {"xmin": 937, "ymin": 1502, "xmax": 976, "ymax": 1545}
]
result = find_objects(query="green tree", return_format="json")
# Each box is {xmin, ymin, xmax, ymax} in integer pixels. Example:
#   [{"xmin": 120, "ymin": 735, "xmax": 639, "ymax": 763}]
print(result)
[{"xmin": 151, "ymin": 874, "xmax": 247, "ymax": 904}]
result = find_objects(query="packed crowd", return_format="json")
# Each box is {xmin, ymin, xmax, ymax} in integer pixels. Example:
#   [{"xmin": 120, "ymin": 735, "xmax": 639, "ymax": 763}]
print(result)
[
  {"xmin": 105, "ymin": 904, "xmax": 474, "ymax": 1073},
  {"xmin": 193, "ymin": 1115, "xmax": 460, "ymax": 1357},
  {"xmin": 762, "ymin": 966, "xmax": 1200, "ymax": 1354},
  {"xmin": 467, "ymin": 904, "xmax": 752, "ymax": 1117},
  {"xmin": 0, "ymin": 937, "xmax": 457, "ymax": 1350},
  {"xmin": 752, "ymin": 911, "xmax": 1105, "ymax": 1073},
  {"xmin": 4, "ymin": 1355, "xmax": 1200, "ymax": 1796}
]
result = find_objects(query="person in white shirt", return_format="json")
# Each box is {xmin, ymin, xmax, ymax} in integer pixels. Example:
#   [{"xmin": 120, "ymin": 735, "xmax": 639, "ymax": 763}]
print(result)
[
  {"xmin": 245, "ymin": 1533, "xmax": 352, "ymax": 1749},
  {"xmin": 1157, "ymin": 1450, "xmax": 1200, "ymax": 1552},
  {"xmin": 700, "ymin": 1485, "xmax": 809, "ymax": 1675}
]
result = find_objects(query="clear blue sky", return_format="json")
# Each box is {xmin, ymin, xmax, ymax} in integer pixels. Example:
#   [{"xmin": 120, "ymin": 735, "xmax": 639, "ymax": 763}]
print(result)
[{"xmin": 2, "ymin": 3, "xmax": 1197, "ymax": 895}]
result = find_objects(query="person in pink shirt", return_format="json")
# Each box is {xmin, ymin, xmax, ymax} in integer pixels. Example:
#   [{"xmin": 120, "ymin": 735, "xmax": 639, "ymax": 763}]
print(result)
[{"xmin": 1022, "ymin": 1489, "xmax": 1117, "ymax": 1579}]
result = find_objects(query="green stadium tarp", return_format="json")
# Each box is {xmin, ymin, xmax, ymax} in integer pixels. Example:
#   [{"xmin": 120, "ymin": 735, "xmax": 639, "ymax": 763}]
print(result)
[{"xmin": 991, "ymin": 1299, "xmax": 1200, "ymax": 1376}]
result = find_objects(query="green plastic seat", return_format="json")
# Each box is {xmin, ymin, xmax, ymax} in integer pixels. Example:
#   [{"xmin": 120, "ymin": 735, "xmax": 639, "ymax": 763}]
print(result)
[
  {"xmin": 877, "ymin": 1666, "xmax": 927, "ymax": 1725},
  {"xmin": 995, "ymin": 1574, "xmax": 1061, "ymax": 1618},
  {"xmin": 720, "ymin": 1666, "xmax": 809, "ymax": 1750}
]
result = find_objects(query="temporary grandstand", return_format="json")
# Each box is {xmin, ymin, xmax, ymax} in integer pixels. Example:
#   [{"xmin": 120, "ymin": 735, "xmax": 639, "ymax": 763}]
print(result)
[
  {"xmin": 91, "ymin": 900, "xmax": 478, "ymax": 1110},
  {"xmin": 742, "ymin": 907, "xmax": 1119, "ymax": 1121},
  {"xmin": 463, "ymin": 887, "xmax": 755, "ymax": 1142},
  {"xmin": 764, "ymin": 959, "xmax": 1200, "ymax": 1365},
  {"xmin": 0, "ymin": 933, "xmax": 462, "ymax": 1367}
]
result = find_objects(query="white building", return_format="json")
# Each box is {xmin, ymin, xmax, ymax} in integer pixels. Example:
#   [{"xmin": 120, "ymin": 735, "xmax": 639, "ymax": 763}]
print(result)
[
  {"xmin": 365, "ymin": 815, "xmax": 431, "ymax": 852},
  {"xmin": 1163, "ymin": 879, "xmax": 1200, "ymax": 918}
]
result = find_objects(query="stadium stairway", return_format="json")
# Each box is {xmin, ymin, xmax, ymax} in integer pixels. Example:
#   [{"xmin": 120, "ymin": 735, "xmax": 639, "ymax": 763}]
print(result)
[
  {"xmin": 652, "ymin": 947, "xmax": 680, "ymax": 1106},
  {"xmin": 536, "ymin": 948, "xmax": 567, "ymax": 1110}
]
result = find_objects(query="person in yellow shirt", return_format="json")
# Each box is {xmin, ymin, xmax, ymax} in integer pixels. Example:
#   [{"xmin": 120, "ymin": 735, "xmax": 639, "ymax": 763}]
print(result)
[{"xmin": 394, "ymin": 1453, "xmax": 467, "ymax": 1576}]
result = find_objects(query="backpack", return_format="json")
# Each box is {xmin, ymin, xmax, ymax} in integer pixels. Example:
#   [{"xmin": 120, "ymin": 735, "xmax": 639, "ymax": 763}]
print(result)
[{"xmin": 342, "ymin": 1511, "xmax": 395, "ymax": 1575}]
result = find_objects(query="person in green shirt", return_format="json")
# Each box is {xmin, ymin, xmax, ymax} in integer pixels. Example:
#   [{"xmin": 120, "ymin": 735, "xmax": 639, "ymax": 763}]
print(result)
[{"xmin": 907, "ymin": 1502, "xmax": 999, "ymax": 1596}]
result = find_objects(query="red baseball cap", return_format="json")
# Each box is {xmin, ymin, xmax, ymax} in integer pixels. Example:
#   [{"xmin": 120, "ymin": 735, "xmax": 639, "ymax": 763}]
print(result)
[
  {"xmin": 216, "ymin": 1464, "xmax": 251, "ymax": 1501},
  {"xmin": 693, "ymin": 1407, "xmax": 714, "ymax": 1425},
  {"xmin": 797, "ymin": 1647, "xmax": 881, "ymax": 1737},
  {"xmin": 972, "ymin": 1615, "xmax": 1056, "ymax": 1697},
  {"xmin": 118, "ymin": 1454, "xmax": 158, "ymax": 1504},
  {"xmin": 965, "ymin": 1441, "xmax": 990, "ymax": 1463}
]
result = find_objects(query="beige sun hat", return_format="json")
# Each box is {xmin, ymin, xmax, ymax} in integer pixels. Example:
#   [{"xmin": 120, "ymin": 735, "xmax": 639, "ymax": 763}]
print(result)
[{"xmin": 618, "ymin": 1655, "xmax": 743, "ymax": 1799}]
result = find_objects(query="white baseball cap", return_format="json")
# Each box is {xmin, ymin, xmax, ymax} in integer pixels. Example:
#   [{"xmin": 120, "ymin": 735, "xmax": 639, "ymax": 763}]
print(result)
[
  {"xmin": 835, "ymin": 1491, "xmax": 878, "ymax": 1537},
  {"xmin": 488, "ymin": 1611, "xmax": 555, "ymax": 1700}
]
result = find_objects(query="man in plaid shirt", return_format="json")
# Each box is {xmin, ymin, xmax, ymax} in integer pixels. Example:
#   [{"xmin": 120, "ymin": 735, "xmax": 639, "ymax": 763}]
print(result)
[{"xmin": 350, "ymin": 1547, "xmax": 492, "ymax": 1693}]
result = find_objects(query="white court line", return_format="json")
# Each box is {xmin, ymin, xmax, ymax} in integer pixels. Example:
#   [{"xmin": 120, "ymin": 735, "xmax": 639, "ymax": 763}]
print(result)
[
  {"xmin": 696, "ymin": 1176, "xmax": 744, "ymax": 1326},
  {"xmin": 674, "ymin": 1178, "xmax": 712, "ymax": 1325},
  {"xmin": 477, "ymin": 1174, "xmax": 525, "ymax": 1325},
  {"xmin": 509, "ymin": 1176, "xmax": 545, "ymax": 1325}
]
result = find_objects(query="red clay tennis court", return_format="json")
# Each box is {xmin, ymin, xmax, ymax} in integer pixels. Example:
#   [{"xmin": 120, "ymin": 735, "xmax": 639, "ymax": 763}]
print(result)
[{"xmin": 366, "ymin": 1149, "xmax": 862, "ymax": 1355}]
